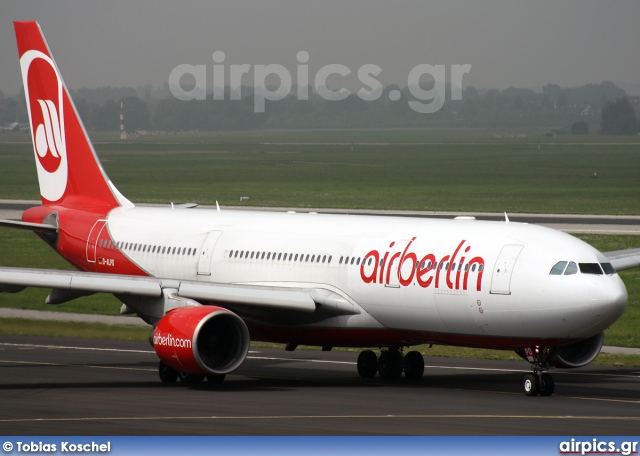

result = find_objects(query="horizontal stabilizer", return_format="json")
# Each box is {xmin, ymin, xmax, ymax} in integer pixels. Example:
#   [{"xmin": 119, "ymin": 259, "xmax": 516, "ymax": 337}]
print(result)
[{"xmin": 0, "ymin": 219, "xmax": 57, "ymax": 233}]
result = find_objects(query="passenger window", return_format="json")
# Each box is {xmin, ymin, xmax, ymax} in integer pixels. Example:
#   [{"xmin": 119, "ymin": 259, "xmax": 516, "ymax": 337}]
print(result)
[
  {"xmin": 564, "ymin": 261, "xmax": 578, "ymax": 275},
  {"xmin": 339, "ymin": 257, "xmax": 343, "ymax": 264},
  {"xmin": 278, "ymin": 253, "xmax": 282, "ymax": 260}
]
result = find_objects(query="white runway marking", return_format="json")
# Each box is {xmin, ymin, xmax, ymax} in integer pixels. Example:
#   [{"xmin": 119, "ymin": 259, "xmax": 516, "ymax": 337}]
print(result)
[{"xmin": 2, "ymin": 342, "xmax": 639, "ymax": 379}]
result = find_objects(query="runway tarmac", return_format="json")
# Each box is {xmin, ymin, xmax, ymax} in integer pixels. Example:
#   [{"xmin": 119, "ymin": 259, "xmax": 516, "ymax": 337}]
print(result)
[{"xmin": 0, "ymin": 335, "xmax": 638, "ymax": 436}]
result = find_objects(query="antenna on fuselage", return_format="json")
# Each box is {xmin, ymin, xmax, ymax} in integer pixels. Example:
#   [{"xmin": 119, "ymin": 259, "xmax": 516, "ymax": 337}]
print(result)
[
  {"xmin": 216, "ymin": 201, "xmax": 220, "ymax": 212},
  {"xmin": 504, "ymin": 212, "xmax": 510, "ymax": 224}
]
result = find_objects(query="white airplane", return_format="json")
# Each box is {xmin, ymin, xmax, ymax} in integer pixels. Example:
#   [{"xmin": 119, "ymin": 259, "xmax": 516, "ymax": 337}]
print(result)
[
  {"xmin": 0, "ymin": 121, "xmax": 29, "ymax": 133},
  {"xmin": 1, "ymin": 21, "xmax": 639, "ymax": 396}
]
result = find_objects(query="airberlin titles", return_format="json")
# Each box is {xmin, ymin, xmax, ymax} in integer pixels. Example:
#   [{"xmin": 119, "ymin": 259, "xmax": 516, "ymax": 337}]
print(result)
[{"xmin": 359, "ymin": 238, "xmax": 485, "ymax": 291}]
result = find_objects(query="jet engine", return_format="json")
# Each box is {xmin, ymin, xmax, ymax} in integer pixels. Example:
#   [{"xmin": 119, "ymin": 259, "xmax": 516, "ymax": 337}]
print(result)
[
  {"xmin": 516, "ymin": 332, "xmax": 605, "ymax": 369},
  {"xmin": 153, "ymin": 306, "xmax": 250, "ymax": 376},
  {"xmin": 548, "ymin": 332, "xmax": 604, "ymax": 369}
]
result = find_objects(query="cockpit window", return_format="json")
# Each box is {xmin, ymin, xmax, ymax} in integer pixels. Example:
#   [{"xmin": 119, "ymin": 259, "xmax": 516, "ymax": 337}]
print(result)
[
  {"xmin": 564, "ymin": 261, "xmax": 578, "ymax": 275},
  {"xmin": 579, "ymin": 263, "xmax": 603, "ymax": 275},
  {"xmin": 601, "ymin": 263, "xmax": 616, "ymax": 275},
  {"xmin": 549, "ymin": 261, "xmax": 567, "ymax": 275}
]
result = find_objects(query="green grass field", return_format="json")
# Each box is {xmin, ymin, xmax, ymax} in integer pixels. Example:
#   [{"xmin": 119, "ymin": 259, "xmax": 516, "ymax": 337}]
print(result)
[
  {"xmin": 1, "ymin": 129, "xmax": 639, "ymax": 214},
  {"xmin": 0, "ymin": 128, "xmax": 638, "ymax": 352}
]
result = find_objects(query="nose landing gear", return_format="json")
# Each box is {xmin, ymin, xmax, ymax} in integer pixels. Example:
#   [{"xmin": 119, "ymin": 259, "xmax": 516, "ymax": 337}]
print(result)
[{"xmin": 522, "ymin": 347, "xmax": 555, "ymax": 397}]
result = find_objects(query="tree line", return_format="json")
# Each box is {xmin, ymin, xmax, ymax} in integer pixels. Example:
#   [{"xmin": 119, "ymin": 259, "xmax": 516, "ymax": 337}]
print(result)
[{"xmin": 0, "ymin": 82, "xmax": 638, "ymax": 134}]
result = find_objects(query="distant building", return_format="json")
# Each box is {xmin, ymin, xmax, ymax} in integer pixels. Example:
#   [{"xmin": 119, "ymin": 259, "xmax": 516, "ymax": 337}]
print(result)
[{"xmin": 627, "ymin": 96, "xmax": 640, "ymax": 118}]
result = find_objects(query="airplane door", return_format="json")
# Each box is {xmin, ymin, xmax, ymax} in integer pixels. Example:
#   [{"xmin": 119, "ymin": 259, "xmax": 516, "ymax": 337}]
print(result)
[
  {"xmin": 490, "ymin": 244, "xmax": 524, "ymax": 295},
  {"xmin": 86, "ymin": 219, "xmax": 107, "ymax": 263},
  {"xmin": 385, "ymin": 239, "xmax": 411, "ymax": 288},
  {"xmin": 197, "ymin": 231, "xmax": 222, "ymax": 276}
]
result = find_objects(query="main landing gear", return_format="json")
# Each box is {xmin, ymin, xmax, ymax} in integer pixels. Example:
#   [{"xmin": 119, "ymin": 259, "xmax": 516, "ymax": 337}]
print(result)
[
  {"xmin": 357, "ymin": 348, "xmax": 425, "ymax": 380},
  {"xmin": 521, "ymin": 347, "xmax": 555, "ymax": 397},
  {"xmin": 158, "ymin": 361, "xmax": 225, "ymax": 385}
]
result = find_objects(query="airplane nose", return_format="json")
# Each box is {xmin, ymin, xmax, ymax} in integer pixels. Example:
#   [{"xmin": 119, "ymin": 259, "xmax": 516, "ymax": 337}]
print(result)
[{"xmin": 589, "ymin": 276, "xmax": 627, "ymax": 328}]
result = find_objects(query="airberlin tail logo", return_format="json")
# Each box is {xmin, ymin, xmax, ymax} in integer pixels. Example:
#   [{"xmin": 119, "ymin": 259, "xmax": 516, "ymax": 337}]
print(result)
[
  {"xmin": 34, "ymin": 99, "xmax": 64, "ymax": 173},
  {"xmin": 20, "ymin": 49, "xmax": 68, "ymax": 202}
]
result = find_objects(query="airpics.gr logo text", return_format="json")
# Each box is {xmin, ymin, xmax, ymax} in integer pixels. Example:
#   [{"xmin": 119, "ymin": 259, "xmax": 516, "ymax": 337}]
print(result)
[{"xmin": 169, "ymin": 51, "xmax": 471, "ymax": 113}]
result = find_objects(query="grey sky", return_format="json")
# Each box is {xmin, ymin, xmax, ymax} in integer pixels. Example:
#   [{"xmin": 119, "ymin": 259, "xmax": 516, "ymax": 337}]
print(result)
[{"xmin": 1, "ymin": 0, "xmax": 639, "ymax": 96}]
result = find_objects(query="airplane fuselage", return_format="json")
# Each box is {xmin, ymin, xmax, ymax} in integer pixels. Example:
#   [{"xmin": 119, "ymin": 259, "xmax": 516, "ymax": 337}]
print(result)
[{"xmin": 24, "ymin": 205, "xmax": 627, "ymax": 350}]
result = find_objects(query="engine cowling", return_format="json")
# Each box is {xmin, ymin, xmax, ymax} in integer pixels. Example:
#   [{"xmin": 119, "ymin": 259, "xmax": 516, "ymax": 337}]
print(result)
[
  {"xmin": 153, "ymin": 306, "xmax": 250, "ymax": 376},
  {"xmin": 549, "ymin": 332, "xmax": 604, "ymax": 369}
]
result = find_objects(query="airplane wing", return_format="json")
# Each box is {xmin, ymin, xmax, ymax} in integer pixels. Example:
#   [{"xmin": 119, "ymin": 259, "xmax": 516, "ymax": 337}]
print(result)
[
  {"xmin": 0, "ymin": 267, "xmax": 359, "ymax": 318},
  {"xmin": 604, "ymin": 248, "xmax": 640, "ymax": 272}
]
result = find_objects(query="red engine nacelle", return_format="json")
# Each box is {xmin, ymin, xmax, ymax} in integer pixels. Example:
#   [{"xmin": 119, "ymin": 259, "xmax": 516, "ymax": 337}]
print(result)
[{"xmin": 153, "ymin": 306, "xmax": 250, "ymax": 376}]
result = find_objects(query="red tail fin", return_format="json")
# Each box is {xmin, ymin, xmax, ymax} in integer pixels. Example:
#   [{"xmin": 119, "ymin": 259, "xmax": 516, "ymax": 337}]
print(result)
[{"xmin": 14, "ymin": 21, "xmax": 131, "ymax": 209}]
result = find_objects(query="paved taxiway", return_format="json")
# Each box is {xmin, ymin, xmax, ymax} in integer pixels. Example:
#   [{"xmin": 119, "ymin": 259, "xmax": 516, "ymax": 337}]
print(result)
[
  {"xmin": 0, "ymin": 335, "xmax": 638, "ymax": 435},
  {"xmin": 1, "ymin": 200, "xmax": 639, "ymax": 235}
]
